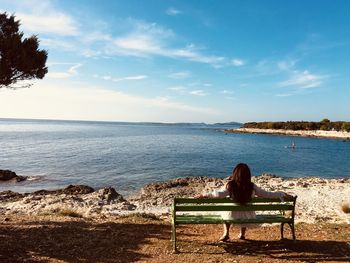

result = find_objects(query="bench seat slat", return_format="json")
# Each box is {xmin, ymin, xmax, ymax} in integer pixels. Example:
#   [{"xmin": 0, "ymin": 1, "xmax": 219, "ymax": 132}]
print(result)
[
  {"xmin": 175, "ymin": 214, "xmax": 293, "ymax": 224},
  {"xmin": 175, "ymin": 197, "xmax": 286, "ymax": 204},
  {"xmin": 175, "ymin": 204, "xmax": 293, "ymax": 212}
]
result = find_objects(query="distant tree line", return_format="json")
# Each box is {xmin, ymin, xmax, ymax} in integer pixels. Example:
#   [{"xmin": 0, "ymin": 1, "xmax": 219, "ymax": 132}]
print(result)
[{"xmin": 243, "ymin": 119, "xmax": 350, "ymax": 132}]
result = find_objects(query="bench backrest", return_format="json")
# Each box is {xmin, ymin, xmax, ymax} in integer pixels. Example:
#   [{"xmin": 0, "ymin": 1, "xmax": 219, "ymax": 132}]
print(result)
[{"xmin": 173, "ymin": 197, "xmax": 297, "ymax": 213}]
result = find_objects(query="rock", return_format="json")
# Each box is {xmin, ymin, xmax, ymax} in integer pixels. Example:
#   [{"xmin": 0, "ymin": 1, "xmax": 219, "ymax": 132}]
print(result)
[
  {"xmin": 34, "ymin": 185, "xmax": 94, "ymax": 196},
  {"xmin": 62, "ymin": 185, "xmax": 94, "ymax": 195},
  {"xmin": 0, "ymin": 169, "xmax": 28, "ymax": 182},
  {"xmin": 296, "ymin": 181, "xmax": 309, "ymax": 188},
  {"xmin": 0, "ymin": 170, "xmax": 17, "ymax": 181},
  {"xmin": 14, "ymin": 176, "xmax": 27, "ymax": 182},
  {"xmin": 98, "ymin": 187, "xmax": 125, "ymax": 204},
  {"xmin": 0, "ymin": 190, "xmax": 25, "ymax": 201},
  {"xmin": 258, "ymin": 173, "xmax": 279, "ymax": 179},
  {"xmin": 33, "ymin": 189, "xmax": 55, "ymax": 195}
]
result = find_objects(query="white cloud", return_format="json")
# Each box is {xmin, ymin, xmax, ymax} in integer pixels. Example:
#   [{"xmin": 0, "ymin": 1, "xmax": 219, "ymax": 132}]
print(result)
[
  {"xmin": 113, "ymin": 20, "xmax": 225, "ymax": 66},
  {"xmin": 168, "ymin": 86, "xmax": 210, "ymax": 97},
  {"xmin": 275, "ymin": 58, "xmax": 329, "ymax": 89},
  {"xmin": 190, "ymin": 90, "xmax": 207, "ymax": 96},
  {"xmin": 166, "ymin": 7, "xmax": 182, "ymax": 16},
  {"xmin": 113, "ymin": 75, "xmax": 148, "ymax": 82},
  {"xmin": 47, "ymin": 63, "xmax": 82, "ymax": 79},
  {"xmin": 41, "ymin": 38, "xmax": 75, "ymax": 50},
  {"xmin": 231, "ymin": 58, "xmax": 245, "ymax": 66},
  {"xmin": 276, "ymin": 93, "xmax": 293, "ymax": 97},
  {"xmin": 99, "ymin": 75, "xmax": 148, "ymax": 82},
  {"xmin": 0, "ymin": 1, "xmax": 79, "ymax": 36},
  {"xmin": 68, "ymin": 64, "xmax": 82, "ymax": 74},
  {"xmin": 0, "ymin": 83, "xmax": 219, "ymax": 122},
  {"xmin": 168, "ymin": 86, "xmax": 187, "ymax": 94},
  {"xmin": 102, "ymin": 76, "xmax": 112, "ymax": 80},
  {"xmin": 168, "ymin": 86, "xmax": 187, "ymax": 91},
  {"xmin": 46, "ymin": 72, "xmax": 72, "ymax": 79},
  {"xmin": 277, "ymin": 60, "xmax": 297, "ymax": 71},
  {"xmin": 17, "ymin": 12, "xmax": 79, "ymax": 36},
  {"xmin": 221, "ymin": 90, "xmax": 234, "ymax": 95},
  {"xmin": 280, "ymin": 70, "xmax": 325, "ymax": 89},
  {"xmin": 168, "ymin": 71, "xmax": 191, "ymax": 79}
]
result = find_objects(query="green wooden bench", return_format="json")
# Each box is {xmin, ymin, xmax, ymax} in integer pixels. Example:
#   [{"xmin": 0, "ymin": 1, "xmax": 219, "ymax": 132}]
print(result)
[{"xmin": 171, "ymin": 196, "xmax": 297, "ymax": 252}]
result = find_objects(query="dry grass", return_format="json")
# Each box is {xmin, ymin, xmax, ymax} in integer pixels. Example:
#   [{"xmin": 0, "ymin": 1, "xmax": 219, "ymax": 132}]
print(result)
[
  {"xmin": 58, "ymin": 209, "xmax": 83, "ymax": 218},
  {"xmin": 118, "ymin": 212, "xmax": 160, "ymax": 221},
  {"xmin": 40, "ymin": 208, "xmax": 83, "ymax": 218}
]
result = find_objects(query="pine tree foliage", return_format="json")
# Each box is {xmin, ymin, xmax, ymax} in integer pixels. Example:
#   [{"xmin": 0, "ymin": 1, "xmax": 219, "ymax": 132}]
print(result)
[{"xmin": 0, "ymin": 12, "xmax": 48, "ymax": 89}]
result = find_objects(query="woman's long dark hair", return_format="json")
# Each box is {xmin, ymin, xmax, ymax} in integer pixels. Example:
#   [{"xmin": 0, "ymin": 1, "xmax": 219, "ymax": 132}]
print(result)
[{"xmin": 226, "ymin": 163, "xmax": 254, "ymax": 204}]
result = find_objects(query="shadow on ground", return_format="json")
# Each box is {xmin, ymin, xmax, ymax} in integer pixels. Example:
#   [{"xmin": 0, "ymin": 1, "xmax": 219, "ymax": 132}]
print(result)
[
  {"xmin": 179, "ymin": 238, "xmax": 350, "ymax": 262},
  {"xmin": 0, "ymin": 219, "xmax": 169, "ymax": 263}
]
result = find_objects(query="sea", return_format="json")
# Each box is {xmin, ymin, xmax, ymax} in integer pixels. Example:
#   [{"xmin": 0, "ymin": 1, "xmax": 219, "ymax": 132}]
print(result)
[{"xmin": 0, "ymin": 118, "xmax": 349, "ymax": 197}]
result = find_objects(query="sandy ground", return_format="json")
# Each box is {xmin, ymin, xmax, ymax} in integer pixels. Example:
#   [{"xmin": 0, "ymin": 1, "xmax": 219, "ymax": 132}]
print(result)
[
  {"xmin": 0, "ymin": 214, "xmax": 349, "ymax": 263},
  {"xmin": 227, "ymin": 128, "xmax": 350, "ymax": 139}
]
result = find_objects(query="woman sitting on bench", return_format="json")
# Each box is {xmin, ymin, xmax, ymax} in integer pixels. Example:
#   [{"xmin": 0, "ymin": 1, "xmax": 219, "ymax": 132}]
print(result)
[{"xmin": 197, "ymin": 163, "xmax": 293, "ymax": 241}]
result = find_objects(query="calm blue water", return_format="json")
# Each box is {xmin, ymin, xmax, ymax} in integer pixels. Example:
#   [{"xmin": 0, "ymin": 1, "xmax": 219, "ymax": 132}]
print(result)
[{"xmin": 0, "ymin": 119, "xmax": 349, "ymax": 196}]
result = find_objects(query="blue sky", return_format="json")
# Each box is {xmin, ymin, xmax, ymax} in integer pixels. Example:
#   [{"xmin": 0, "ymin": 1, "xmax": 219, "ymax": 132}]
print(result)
[{"xmin": 1, "ymin": 0, "xmax": 350, "ymax": 123}]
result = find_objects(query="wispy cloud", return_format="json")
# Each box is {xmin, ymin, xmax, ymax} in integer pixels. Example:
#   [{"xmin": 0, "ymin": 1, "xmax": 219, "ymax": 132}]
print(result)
[
  {"xmin": 47, "ymin": 63, "xmax": 82, "ymax": 79},
  {"xmin": 113, "ymin": 20, "xmax": 225, "ymax": 66},
  {"xmin": 280, "ymin": 70, "xmax": 326, "ymax": 89},
  {"xmin": 97, "ymin": 74, "xmax": 148, "ymax": 82},
  {"xmin": 68, "ymin": 64, "xmax": 82, "ymax": 74},
  {"xmin": 41, "ymin": 38, "xmax": 75, "ymax": 50},
  {"xmin": 168, "ymin": 85, "xmax": 209, "ymax": 97},
  {"xmin": 190, "ymin": 90, "xmax": 207, "ymax": 96},
  {"xmin": 113, "ymin": 75, "xmax": 148, "ymax": 82},
  {"xmin": 254, "ymin": 58, "xmax": 328, "ymax": 89},
  {"xmin": 166, "ymin": 7, "xmax": 182, "ymax": 16},
  {"xmin": 221, "ymin": 90, "xmax": 234, "ymax": 95},
  {"xmin": 167, "ymin": 86, "xmax": 187, "ymax": 95},
  {"xmin": 168, "ymin": 86, "xmax": 187, "ymax": 91},
  {"xmin": 277, "ymin": 59, "xmax": 298, "ymax": 71},
  {"xmin": 276, "ymin": 93, "xmax": 293, "ymax": 97},
  {"xmin": 231, "ymin": 58, "xmax": 245, "ymax": 66},
  {"xmin": 168, "ymin": 71, "xmax": 191, "ymax": 79}
]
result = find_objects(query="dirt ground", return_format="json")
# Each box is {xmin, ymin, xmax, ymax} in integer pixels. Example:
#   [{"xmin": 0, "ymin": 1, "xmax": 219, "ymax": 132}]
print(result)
[{"xmin": 0, "ymin": 214, "xmax": 349, "ymax": 263}]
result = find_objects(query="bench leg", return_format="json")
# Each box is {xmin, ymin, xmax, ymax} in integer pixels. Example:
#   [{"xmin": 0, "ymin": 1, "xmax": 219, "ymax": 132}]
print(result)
[
  {"xmin": 280, "ymin": 223, "xmax": 285, "ymax": 239},
  {"xmin": 171, "ymin": 223, "xmax": 178, "ymax": 253},
  {"xmin": 289, "ymin": 222, "xmax": 296, "ymax": 240}
]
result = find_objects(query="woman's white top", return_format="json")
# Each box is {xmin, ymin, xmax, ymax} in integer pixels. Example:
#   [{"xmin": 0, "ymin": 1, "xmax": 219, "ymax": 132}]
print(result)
[{"xmin": 205, "ymin": 183, "xmax": 285, "ymax": 222}]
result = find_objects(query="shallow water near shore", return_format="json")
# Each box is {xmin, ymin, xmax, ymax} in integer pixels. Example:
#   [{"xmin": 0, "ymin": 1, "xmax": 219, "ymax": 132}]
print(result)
[{"xmin": 0, "ymin": 118, "xmax": 349, "ymax": 196}]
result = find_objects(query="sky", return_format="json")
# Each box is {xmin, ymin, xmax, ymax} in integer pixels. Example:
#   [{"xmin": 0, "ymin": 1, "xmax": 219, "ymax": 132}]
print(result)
[{"xmin": 1, "ymin": 0, "xmax": 350, "ymax": 123}]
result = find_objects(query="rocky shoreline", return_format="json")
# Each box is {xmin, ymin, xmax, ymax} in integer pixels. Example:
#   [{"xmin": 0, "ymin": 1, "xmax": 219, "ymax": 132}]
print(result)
[
  {"xmin": 225, "ymin": 128, "xmax": 350, "ymax": 140},
  {"xmin": 0, "ymin": 169, "xmax": 27, "ymax": 182},
  {"xmin": 1, "ymin": 174, "xmax": 349, "ymax": 224}
]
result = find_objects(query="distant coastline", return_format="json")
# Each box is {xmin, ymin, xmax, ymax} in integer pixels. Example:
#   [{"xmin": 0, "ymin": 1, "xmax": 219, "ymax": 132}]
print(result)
[{"xmin": 225, "ymin": 127, "xmax": 350, "ymax": 139}]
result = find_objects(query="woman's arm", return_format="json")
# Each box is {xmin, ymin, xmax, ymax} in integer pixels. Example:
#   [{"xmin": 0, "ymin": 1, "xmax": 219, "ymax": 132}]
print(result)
[
  {"xmin": 253, "ymin": 184, "xmax": 288, "ymax": 199},
  {"xmin": 196, "ymin": 187, "xmax": 229, "ymax": 198}
]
